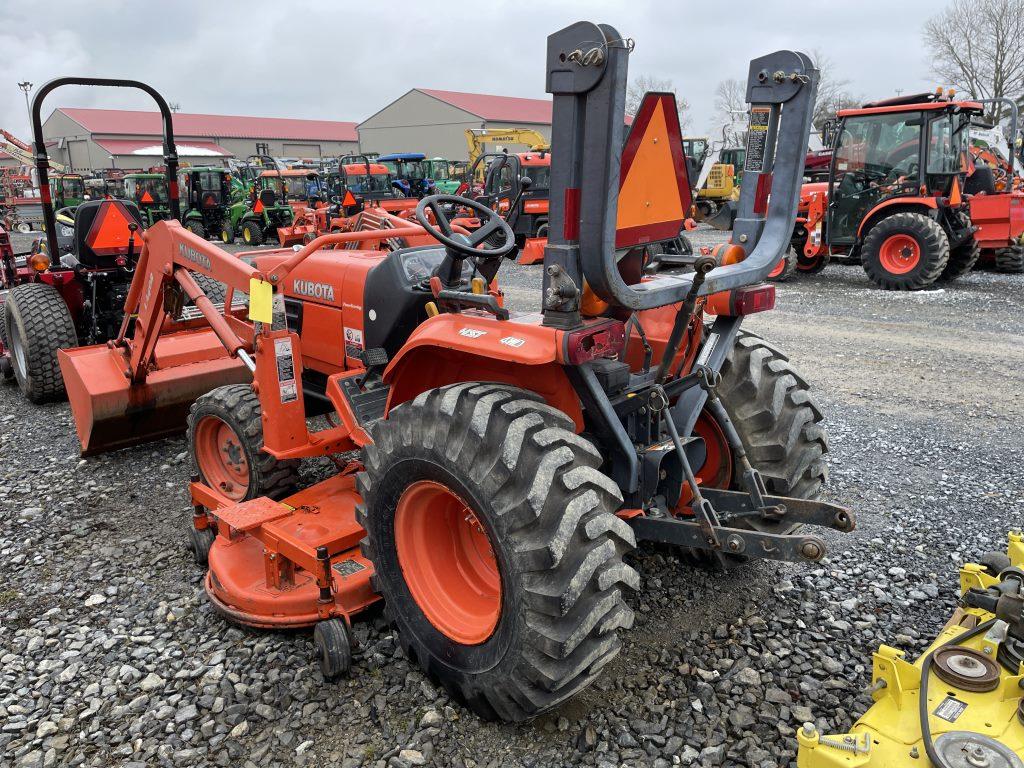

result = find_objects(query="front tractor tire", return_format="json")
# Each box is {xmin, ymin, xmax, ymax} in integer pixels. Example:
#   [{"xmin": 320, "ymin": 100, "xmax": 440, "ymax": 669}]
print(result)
[
  {"xmin": 358, "ymin": 383, "xmax": 638, "ymax": 722},
  {"xmin": 220, "ymin": 224, "xmax": 235, "ymax": 244},
  {"xmin": 3, "ymin": 283, "xmax": 78, "ymax": 402},
  {"xmin": 861, "ymin": 212, "xmax": 949, "ymax": 290},
  {"xmin": 938, "ymin": 211, "xmax": 980, "ymax": 282},
  {"xmin": 767, "ymin": 247, "xmax": 798, "ymax": 282},
  {"xmin": 995, "ymin": 245, "xmax": 1024, "ymax": 273},
  {"xmin": 186, "ymin": 220, "xmax": 208, "ymax": 239},
  {"xmin": 187, "ymin": 384, "xmax": 299, "ymax": 504}
]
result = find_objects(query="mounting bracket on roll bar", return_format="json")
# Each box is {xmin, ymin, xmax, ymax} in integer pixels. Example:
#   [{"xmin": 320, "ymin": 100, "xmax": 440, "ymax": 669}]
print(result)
[{"xmin": 541, "ymin": 22, "xmax": 819, "ymax": 317}]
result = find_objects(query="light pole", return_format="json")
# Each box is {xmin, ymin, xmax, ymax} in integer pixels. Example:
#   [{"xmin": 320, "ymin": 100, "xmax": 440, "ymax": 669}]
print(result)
[{"xmin": 17, "ymin": 81, "xmax": 33, "ymax": 135}]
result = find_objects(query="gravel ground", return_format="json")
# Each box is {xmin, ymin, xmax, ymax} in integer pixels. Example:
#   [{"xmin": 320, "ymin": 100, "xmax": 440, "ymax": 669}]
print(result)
[{"xmin": 1, "ymin": 227, "xmax": 1023, "ymax": 768}]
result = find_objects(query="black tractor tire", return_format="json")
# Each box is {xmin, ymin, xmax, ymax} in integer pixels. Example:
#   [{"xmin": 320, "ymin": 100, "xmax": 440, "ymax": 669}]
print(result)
[
  {"xmin": 187, "ymin": 384, "xmax": 299, "ymax": 504},
  {"xmin": 995, "ymin": 245, "xmax": 1024, "ymax": 273},
  {"xmin": 191, "ymin": 273, "xmax": 228, "ymax": 305},
  {"xmin": 938, "ymin": 212, "xmax": 981, "ymax": 282},
  {"xmin": 0, "ymin": 301, "xmax": 12, "ymax": 382},
  {"xmin": 358, "ymin": 383, "xmax": 638, "ymax": 722},
  {"xmin": 680, "ymin": 330, "xmax": 829, "ymax": 567},
  {"xmin": 3, "ymin": 282, "xmax": 78, "ymax": 402},
  {"xmin": 861, "ymin": 212, "xmax": 948, "ymax": 290},
  {"xmin": 241, "ymin": 221, "xmax": 264, "ymax": 246},
  {"xmin": 768, "ymin": 248, "xmax": 798, "ymax": 282},
  {"xmin": 716, "ymin": 330, "xmax": 829, "ymax": 500},
  {"xmin": 186, "ymin": 220, "xmax": 208, "ymax": 239},
  {"xmin": 220, "ymin": 224, "xmax": 235, "ymax": 244},
  {"xmin": 534, "ymin": 219, "xmax": 549, "ymax": 239}
]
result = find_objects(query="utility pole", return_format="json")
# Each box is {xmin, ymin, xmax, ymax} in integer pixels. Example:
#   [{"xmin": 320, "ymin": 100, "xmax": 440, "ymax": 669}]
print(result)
[{"xmin": 17, "ymin": 81, "xmax": 33, "ymax": 136}]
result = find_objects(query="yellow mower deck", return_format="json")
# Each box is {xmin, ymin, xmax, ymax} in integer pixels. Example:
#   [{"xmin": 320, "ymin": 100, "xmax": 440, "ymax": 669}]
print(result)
[{"xmin": 798, "ymin": 533, "xmax": 1024, "ymax": 767}]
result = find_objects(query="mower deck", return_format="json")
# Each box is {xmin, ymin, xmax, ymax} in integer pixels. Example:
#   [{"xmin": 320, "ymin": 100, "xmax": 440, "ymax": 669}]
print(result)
[{"xmin": 202, "ymin": 473, "xmax": 378, "ymax": 629}]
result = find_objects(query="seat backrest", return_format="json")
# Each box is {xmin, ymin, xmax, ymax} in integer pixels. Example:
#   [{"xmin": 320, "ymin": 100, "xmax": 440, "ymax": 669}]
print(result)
[{"xmin": 74, "ymin": 199, "xmax": 145, "ymax": 268}]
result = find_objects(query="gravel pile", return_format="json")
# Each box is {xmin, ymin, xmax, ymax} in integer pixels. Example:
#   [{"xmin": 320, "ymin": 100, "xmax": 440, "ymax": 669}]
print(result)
[{"xmin": 1, "ymin": 228, "xmax": 1022, "ymax": 767}]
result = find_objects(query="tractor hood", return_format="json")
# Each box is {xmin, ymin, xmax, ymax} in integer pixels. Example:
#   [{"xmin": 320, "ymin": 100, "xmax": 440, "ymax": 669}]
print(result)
[{"xmin": 250, "ymin": 249, "xmax": 385, "ymax": 309}]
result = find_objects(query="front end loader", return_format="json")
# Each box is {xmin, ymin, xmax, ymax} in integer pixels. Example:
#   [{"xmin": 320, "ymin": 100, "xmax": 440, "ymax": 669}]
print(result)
[{"xmin": 60, "ymin": 22, "xmax": 852, "ymax": 722}]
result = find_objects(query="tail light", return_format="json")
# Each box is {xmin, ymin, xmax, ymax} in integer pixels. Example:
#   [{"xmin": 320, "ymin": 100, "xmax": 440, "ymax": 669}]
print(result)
[
  {"xmin": 565, "ymin": 320, "xmax": 625, "ymax": 365},
  {"xmin": 705, "ymin": 284, "xmax": 776, "ymax": 316}
]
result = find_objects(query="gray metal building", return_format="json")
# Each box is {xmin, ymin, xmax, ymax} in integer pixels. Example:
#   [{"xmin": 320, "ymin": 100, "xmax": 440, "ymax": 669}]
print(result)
[
  {"xmin": 41, "ymin": 108, "xmax": 360, "ymax": 171},
  {"xmin": 357, "ymin": 88, "xmax": 553, "ymax": 160}
]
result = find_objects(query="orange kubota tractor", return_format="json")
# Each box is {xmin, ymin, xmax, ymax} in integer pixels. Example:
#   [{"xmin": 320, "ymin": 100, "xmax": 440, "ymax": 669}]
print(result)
[
  {"xmin": 59, "ymin": 23, "xmax": 852, "ymax": 721},
  {"xmin": 795, "ymin": 91, "xmax": 981, "ymax": 290}
]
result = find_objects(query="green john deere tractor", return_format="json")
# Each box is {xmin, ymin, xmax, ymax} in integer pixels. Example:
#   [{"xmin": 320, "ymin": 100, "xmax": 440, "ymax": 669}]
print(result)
[
  {"xmin": 220, "ymin": 172, "xmax": 294, "ymax": 246},
  {"xmin": 124, "ymin": 173, "xmax": 172, "ymax": 227},
  {"xmin": 178, "ymin": 167, "xmax": 231, "ymax": 239}
]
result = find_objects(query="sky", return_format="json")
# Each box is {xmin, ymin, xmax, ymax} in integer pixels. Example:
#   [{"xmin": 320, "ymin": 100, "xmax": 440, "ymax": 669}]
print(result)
[{"xmin": 1, "ymin": 0, "xmax": 950, "ymax": 142}]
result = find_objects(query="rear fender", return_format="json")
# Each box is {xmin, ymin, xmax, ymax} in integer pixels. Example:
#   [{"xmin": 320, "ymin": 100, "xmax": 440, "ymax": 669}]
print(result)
[
  {"xmin": 382, "ymin": 313, "xmax": 583, "ymax": 429},
  {"xmin": 857, "ymin": 198, "xmax": 937, "ymax": 238}
]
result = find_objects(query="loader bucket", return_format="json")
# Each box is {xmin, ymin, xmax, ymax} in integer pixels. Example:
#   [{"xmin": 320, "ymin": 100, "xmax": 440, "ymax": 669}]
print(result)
[
  {"xmin": 705, "ymin": 201, "xmax": 737, "ymax": 231},
  {"xmin": 277, "ymin": 224, "xmax": 314, "ymax": 247},
  {"xmin": 517, "ymin": 237, "xmax": 547, "ymax": 265},
  {"xmin": 59, "ymin": 328, "xmax": 251, "ymax": 456}
]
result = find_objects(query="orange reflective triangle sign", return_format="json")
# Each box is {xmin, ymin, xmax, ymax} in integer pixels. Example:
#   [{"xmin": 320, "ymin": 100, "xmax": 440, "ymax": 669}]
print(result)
[
  {"xmin": 616, "ymin": 92, "xmax": 692, "ymax": 248},
  {"xmin": 253, "ymin": 198, "xmax": 265, "ymax": 214},
  {"xmin": 140, "ymin": 191, "xmax": 154, "ymax": 204},
  {"xmin": 342, "ymin": 190, "xmax": 357, "ymax": 207},
  {"xmin": 949, "ymin": 176, "xmax": 962, "ymax": 207},
  {"xmin": 85, "ymin": 201, "xmax": 139, "ymax": 256}
]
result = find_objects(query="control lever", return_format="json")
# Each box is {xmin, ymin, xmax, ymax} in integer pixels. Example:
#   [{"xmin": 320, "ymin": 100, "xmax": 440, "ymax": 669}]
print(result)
[{"xmin": 655, "ymin": 255, "xmax": 716, "ymax": 384}]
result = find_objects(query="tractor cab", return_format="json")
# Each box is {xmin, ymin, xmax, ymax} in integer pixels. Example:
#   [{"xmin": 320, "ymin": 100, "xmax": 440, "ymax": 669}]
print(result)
[
  {"xmin": 53, "ymin": 174, "xmax": 87, "ymax": 208},
  {"xmin": 378, "ymin": 152, "xmax": 434, "ymax": 198},
  {"xmin": 826, "ymin": 94, "xmax": 978, "ymax": 244},
  {"xmin": 424, "ymin": 158, "xmax": 459, "ymax": 194},
  {"xmin": 472, "ymin": 150, "xmax": 551, "ymax": 242},
  {"xmin": 179, "ymin": 167, "xmax": 231, "ymax": 238},
  {"xmin": 124, "ymin": 173, "xmax": 172, "ymax": 227},
  {"xmin": 795, "ymin": 91, "xmax": 982, "ymax": 289},
  {"xmin": 324, "ymin": 161, "xmax": 397, "ymax": 214}
]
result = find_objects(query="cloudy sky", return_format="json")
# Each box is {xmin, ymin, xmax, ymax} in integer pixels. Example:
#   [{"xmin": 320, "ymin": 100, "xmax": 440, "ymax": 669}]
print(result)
[{"xmin": 2, "ymin": 0, "xmax": 948, "ymax": 140}]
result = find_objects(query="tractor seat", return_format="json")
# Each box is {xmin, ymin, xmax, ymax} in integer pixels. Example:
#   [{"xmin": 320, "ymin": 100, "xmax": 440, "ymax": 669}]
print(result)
[
  {"xmin": 72, "ymin": 199, "xmax": 145, "ymax": 269},
  {"xmin": 259, "ymin": 188, "xmax": 277, "ymax": 207},
  {"xmin": 965, "ymin": 162, "xmax": 997, "ymax": 196}
]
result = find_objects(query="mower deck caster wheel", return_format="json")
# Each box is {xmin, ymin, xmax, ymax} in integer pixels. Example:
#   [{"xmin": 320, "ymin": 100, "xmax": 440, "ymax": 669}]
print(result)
[
  {"xmin": 188, "ymin": 527, "xmax": 216, "ymax": 566},
  {"xmin": 313, "ymin": 619, "xmax": 353, "ymax": 680}
]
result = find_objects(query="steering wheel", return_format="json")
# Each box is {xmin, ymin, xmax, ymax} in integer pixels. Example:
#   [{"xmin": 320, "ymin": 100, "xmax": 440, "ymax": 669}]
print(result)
[
  {"xmin": 415, "ymin": 194, "xmax": 515, "ymax": 259},
  {"xmin": 55, "ymin": 205, "xmax": 79, "ymax": 223}
]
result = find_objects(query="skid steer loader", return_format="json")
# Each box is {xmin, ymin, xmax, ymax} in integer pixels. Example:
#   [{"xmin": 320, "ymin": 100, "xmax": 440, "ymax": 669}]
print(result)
[{"xmin": 59, "ymin": 21, "xmax": 851, "ymax": 721}]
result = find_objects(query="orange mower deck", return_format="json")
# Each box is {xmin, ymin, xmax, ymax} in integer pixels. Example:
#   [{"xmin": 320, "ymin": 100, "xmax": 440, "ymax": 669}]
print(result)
[{"xmin": 201, "ymin": 473, "xmax": 379, "ymax": 629}]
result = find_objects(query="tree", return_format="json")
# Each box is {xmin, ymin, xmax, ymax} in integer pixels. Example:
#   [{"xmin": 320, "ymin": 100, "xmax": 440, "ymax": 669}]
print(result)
[
  {"xmin": 809, "ymin": 49, "xmax": 861, "ymax": 128},
  {"xmin": 714, "ymin": 78, "xmax": 746, "ymax": 121},
  {"xmin": 923, "ymin": 0, "xmax": 1024, "ymax": 123},
  {"xmin": 625, "ymin": 75, "xmax": 692, "ymax": 132}
]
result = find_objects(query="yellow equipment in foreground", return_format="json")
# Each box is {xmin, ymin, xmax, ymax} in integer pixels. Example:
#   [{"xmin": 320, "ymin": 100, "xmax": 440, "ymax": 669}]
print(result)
[{"xmin": 798, "ymin": 533, "xmax": 1024, "ymax": 768}]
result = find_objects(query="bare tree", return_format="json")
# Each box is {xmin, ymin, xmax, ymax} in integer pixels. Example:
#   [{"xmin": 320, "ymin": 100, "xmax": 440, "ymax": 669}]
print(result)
[
  {"xmin": 923, "ymin": 0, "xmax": 1024, "ymax": 122},
  {"xmin": 809, "ymin": 49, "xmax": 862, "ymax": 128},
  {"xmin": 713, "ymin": 78, "xmax": 746, "ymax": 121},
  {"xmin": 625, "ymin": 75, "xmax": 693, "ymax": 132}
]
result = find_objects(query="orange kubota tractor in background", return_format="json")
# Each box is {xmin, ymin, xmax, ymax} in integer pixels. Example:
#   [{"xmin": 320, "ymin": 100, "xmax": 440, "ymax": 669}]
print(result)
[
  {"xmin": 965, "ymin": 98, "xmax": 1024, "ymax": 274},
  {"xmin": 59, "ymin": 24, "xmax": 852, "ymax": 721},
  {"xmin": 795, "ymin": 91, "xmax": 981, "ymax": 289}
]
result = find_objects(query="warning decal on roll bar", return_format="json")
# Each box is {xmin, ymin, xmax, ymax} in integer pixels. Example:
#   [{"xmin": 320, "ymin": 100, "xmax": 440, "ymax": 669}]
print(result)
[
  {"xmin": 745, "ymin": 106, "xmax": 771, "ymax": 173},
  {"xmin": 274, "ymin": 337, "xmax": 298, "ymax": 403}
]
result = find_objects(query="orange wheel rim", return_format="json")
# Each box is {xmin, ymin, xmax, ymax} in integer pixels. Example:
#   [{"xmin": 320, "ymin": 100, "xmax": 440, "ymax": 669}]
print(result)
[
  {"xmin": 394, "ymin": 480, "xmax": 501, "ymax": 645},
  {"xmin": 194, "ymin": 416, "xmax": 249, "ymax": 501},
  {"xmin": 878, "ymin": 233, "xmax": 921, "ymax": 274},
  {"xmin": 693, "ymin": 412, "xmax": 733, "ymax": 489},
  {"xmin": 767, "ymin": 256, "xmax": 786, "ymax": 278}
]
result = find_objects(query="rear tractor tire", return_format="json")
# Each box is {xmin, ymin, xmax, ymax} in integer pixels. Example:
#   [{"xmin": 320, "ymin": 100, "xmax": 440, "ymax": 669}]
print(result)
[
  {"xmin": 241, "ymin": 221, "xmax": 264, "ymax": 246},
  {"xmin": 187, "ymin": 384, "xmax": 299, "ymax": 505},
  {"xmin": 937, "ymin": 211, "xmax": 980, "ymax": 282},
  {"xmin": 186, "ymin": 220, "xmax": 208, "ymax": 239},
  {"xmin": 995, "ymin": 245, "xmax": 1024, "ymax": 273},
  {"xmin": 358, "ymin": 383, "xmax": 638, "ymax": 722},
  {"xmin": 861, "ymin": 212, "xmax": 948, "ymax": 290},
  {"xmin": 681, "ymin": 330, "xmax": 829, "ymax": 566},
  {"xmin": 3, "ymin": 282, "xmax": 78, "ymax": 402},
  {"xmin": 767, "ymin": 247, "xmax": 798, "ymax": 282}
]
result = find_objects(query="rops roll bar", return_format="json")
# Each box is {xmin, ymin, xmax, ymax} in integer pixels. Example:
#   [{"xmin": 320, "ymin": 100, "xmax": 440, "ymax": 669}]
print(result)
[{"xmin": 31, "ymin": 77, "xmax": 180, "ymax": 260}]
